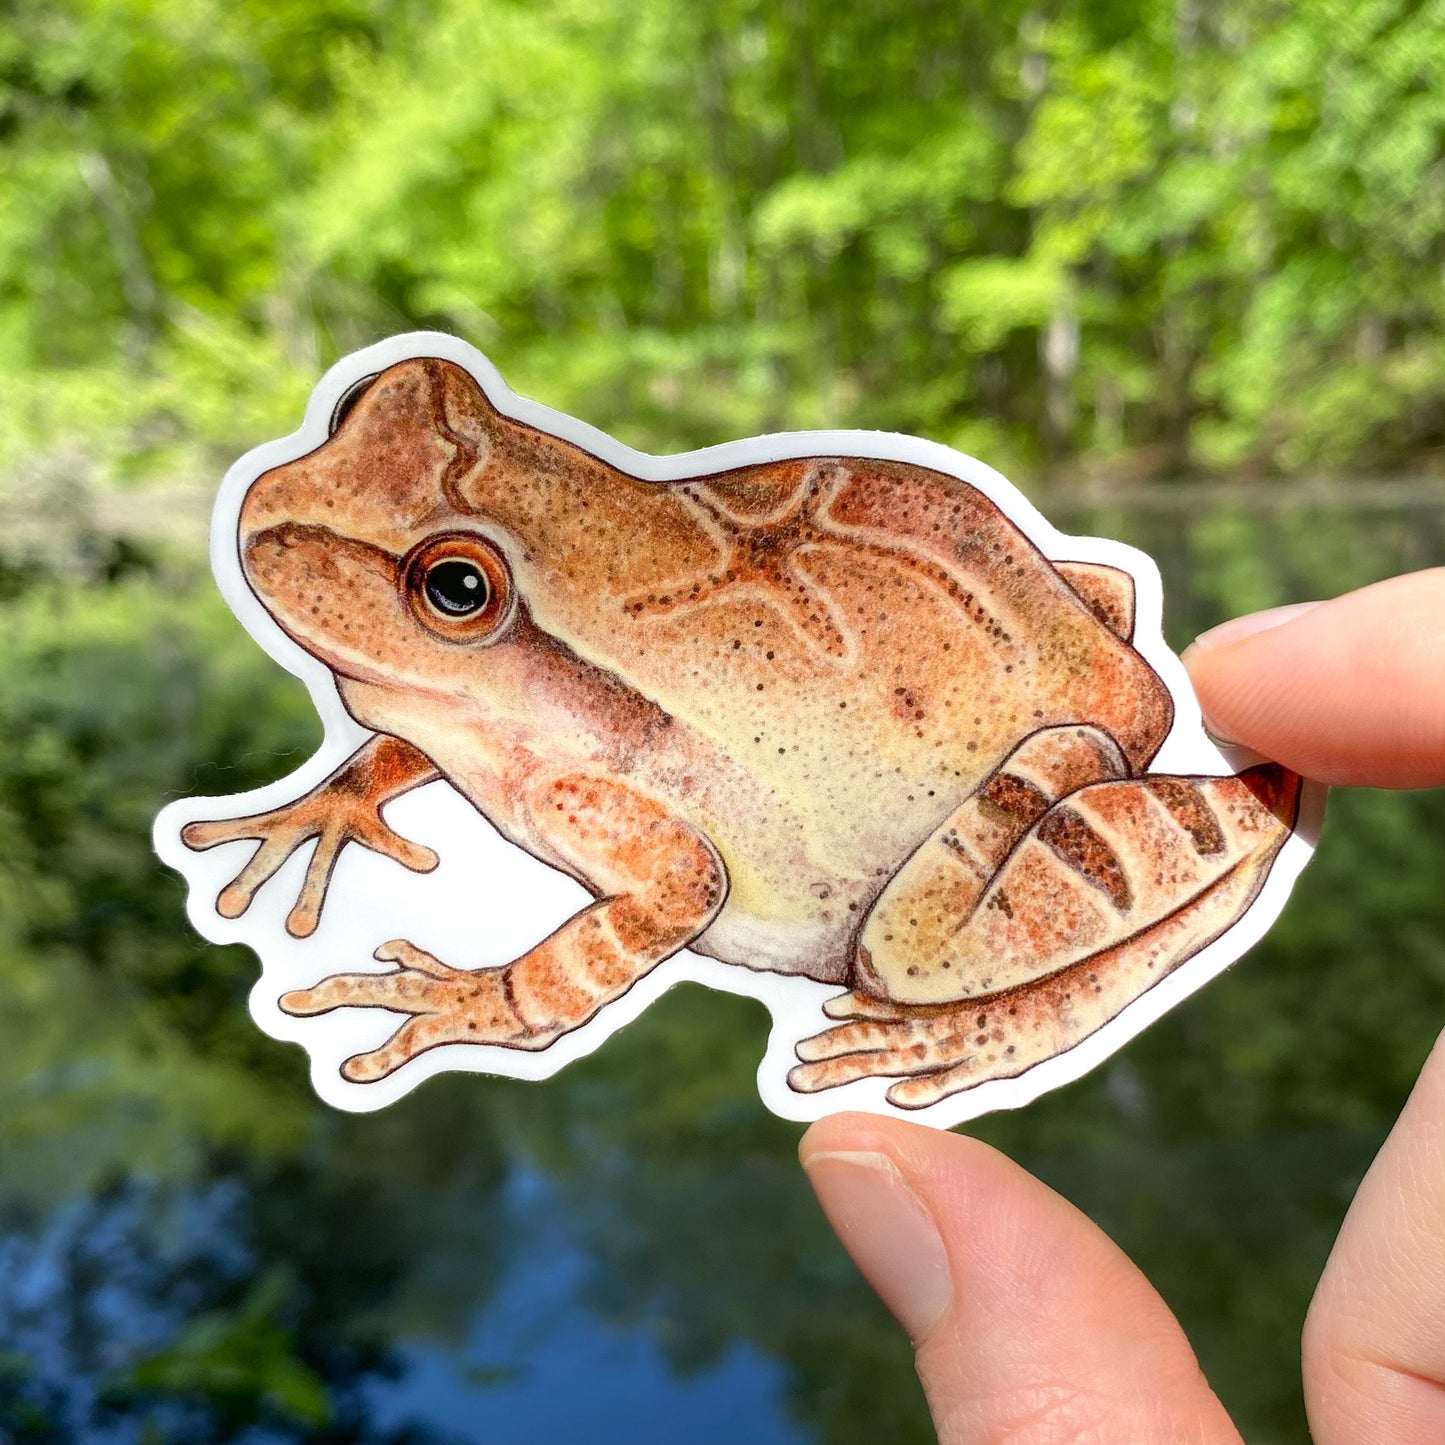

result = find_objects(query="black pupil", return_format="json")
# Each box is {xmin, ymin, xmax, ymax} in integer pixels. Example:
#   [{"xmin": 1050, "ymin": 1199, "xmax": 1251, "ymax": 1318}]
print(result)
[{"xmin": 424, "ymin": 560, "xmax": 489, "ymax": 616}]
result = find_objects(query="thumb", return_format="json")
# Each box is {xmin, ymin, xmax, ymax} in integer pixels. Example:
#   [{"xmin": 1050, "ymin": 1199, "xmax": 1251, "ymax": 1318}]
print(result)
[
  {"xmin": 801, "ymin": 1113, "xmax": 1242, "ymax": 1445},
  {"xmin": 1183, "ymin": 567, "xmax": 1445, "ymax": 789}
]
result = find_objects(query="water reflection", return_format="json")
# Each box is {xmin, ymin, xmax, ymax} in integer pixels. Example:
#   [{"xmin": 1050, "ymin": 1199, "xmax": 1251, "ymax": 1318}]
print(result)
[
  {"xmin": 363, "ymin": 1171, "xmax": 807, "ymax": 1445},
  {"xmin": 1, "ymin": 493, "xmax": 1443, "ymax": 1443}
]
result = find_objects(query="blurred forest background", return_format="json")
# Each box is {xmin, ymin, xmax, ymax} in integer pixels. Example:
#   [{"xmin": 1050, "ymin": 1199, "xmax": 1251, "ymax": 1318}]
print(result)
[{"xmin": 2, "ymin": 1, "xmax": 1445, "ymax": 1442}]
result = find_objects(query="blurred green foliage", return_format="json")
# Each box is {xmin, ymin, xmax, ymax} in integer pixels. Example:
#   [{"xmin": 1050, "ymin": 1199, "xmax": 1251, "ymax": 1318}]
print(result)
[
  {"xmin": 7, "ymin": 0, "xmax": 1445, "ymax": 484},
  {"xmin": 4, "ymin": 2, "xmax": 1445, "ymax": 1443}
]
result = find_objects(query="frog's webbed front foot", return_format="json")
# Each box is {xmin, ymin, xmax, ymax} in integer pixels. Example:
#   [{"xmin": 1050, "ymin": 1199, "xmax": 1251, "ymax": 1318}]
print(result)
[
  {"xmin": 182, "ymin": 735, "xmax": 439, "ymax": 937},
  {"xmin": 280, "ymin": 940, "xmax": 545, "ymax": 1081},
  {"xmin": 792, "ymin": 762, "xmax": 1302, "ymax": 1109}
]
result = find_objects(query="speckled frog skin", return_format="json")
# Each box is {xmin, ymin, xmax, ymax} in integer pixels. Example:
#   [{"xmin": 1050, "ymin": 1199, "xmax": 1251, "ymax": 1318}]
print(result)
[{"xmin": 183, "ymin": 358, "xmax": 1301, "ymax": 1108}]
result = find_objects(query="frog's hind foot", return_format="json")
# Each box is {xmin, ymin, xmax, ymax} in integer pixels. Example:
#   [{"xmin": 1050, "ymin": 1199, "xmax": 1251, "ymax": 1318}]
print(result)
[
  {"xmin": 791, "ymin": 866, "xmax": 1254, "ymax": 1108},
  {"xmin": 280, "ymin": 940, "xmax": 546, "ymax": 1083},
  {"xmin": 791, "ymin": 764, "xmax": 1301, "ymax": 1109}
]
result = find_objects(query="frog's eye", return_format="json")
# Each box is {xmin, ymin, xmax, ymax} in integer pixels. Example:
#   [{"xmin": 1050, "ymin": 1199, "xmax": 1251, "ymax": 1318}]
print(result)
[
  {"xmin": 403, "ymin": 533, "xmax": 514, "ymax": 643},
  {"xmin": 328, "ymin": 373, "xmax": 380, "ymax": 435}
]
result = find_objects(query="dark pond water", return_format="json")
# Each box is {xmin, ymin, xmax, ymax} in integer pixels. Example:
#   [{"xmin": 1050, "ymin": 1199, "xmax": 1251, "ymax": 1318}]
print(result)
[{"xmin": 2, "ymin": 486, "xmax": 1444, "ymax": 1444}]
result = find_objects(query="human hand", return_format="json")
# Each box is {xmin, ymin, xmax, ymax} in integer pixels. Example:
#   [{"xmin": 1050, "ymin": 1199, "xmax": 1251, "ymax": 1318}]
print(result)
[{"xmin": 801, "ymin": 567, "xmax": 1445, "ymax": 1444}]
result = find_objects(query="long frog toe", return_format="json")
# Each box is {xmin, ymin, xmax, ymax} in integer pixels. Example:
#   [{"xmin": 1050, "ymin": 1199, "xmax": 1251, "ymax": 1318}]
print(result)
[
  {"xmin": 341, "ymin": 1017, "xmax": 434, "ymax": 1082},
  {"xmin": 790, "ymin": 1006, "xmax": 973, "ymax": 1091},
  {"xmin": 338, "ymin": 1013, "xmax": 497, "ymax": 1082},
  {"xmin": 819, "ymin": 990, "xmax": 910, "ymax": 1022}
]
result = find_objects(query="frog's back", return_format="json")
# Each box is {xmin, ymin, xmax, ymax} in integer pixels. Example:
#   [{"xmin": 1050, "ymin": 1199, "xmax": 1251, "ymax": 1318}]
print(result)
[{"xmin": 457, "ymin": 403, "xmax": 1168, "ymax": 890}]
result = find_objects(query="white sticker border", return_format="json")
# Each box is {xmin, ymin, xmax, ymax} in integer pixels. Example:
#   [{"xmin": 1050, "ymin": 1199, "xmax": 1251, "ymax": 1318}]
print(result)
[{"xmin": 153, "ymin": 330, "xmax": 1323, "ymax": 1125}]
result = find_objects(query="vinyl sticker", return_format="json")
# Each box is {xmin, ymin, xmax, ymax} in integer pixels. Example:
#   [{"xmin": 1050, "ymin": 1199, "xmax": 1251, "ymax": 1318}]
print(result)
[{"xmin": 153, "ymin": 333, "xmax": 1322, "ymax": 1124}]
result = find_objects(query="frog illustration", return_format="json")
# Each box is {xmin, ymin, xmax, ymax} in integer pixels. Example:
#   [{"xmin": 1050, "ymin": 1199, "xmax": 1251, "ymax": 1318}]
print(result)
[{"xmin": 176, "ymin": 351, "xmax": 1302, "ymax": 1110}]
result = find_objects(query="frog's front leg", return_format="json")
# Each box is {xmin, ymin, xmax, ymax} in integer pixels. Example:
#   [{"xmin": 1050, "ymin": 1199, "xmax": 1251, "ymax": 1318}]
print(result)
[
  {"xmin": 182, "ymin": 734, "xmax": 440, "ymax": 937},
  {"xmin": 792, "ymin": 754, "xmax": 1301, "ymax": 1109},
  {"xmin": 278, "ymin": 773, "xmax": 726, "ymax": 1083}
]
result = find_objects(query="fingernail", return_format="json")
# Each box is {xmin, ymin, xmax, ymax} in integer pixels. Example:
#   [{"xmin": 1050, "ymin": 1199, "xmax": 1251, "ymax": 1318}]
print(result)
[
  {"xmin": 1189, "ymin": 600, "xmax": 1322, "ymax": 653},
  {"xmin": 803, "ymin": 1149, "xmax": 952, "ymax": 1342}
]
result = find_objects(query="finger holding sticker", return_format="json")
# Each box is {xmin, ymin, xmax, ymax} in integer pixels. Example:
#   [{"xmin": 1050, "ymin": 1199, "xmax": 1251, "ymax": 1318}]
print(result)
[
  {"xmin": 1186, "ymin": 567, "xmax": 1445, "ymax": 789},
  {"xmin": 153, "ymin": 332, "xmax": 1318, "ymax": 1122},
  {"xmin": 802, "ymin": 1117, "xmax": 1246, "ymax": 1444}
]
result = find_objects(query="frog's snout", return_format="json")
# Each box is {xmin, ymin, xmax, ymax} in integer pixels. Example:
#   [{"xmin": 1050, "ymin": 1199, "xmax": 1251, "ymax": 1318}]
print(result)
[
  {"xmin": 239, "ymin": 444, "xmax": 344, "ymax": 557},
  {"xmin": 242, "ymin": 520, "xmax": 395, "ymax": 595},
  {"xmin": 240, "ymin": 517, "xmax": 401, "ymax": 670}
]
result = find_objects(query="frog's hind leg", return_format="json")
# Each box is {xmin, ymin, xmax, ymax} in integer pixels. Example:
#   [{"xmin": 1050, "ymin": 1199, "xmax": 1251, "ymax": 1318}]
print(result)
[
  {"xmin": 790, "ymin": 764, "xmax": 1301, "ymax": 1108},
  {"xmin": 835, "ymin": 722, "xmax": 1132, "ymax": 1014}
]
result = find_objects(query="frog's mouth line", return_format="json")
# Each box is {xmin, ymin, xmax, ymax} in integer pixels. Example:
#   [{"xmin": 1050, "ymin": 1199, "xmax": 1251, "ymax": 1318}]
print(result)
[{"xmin": 243, "ymin": 520, "xmax": 398, "ymax": 587}]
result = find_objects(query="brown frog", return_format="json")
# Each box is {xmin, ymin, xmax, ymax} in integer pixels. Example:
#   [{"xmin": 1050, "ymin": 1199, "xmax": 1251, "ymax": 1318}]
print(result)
[{"xmin": 182, "ymin": 358, "xmax": 1300, "ymax": 1108}]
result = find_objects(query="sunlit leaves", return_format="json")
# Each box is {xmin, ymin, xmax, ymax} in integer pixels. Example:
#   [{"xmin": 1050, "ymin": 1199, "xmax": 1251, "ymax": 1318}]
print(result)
[{"xmin": 5, "ymin": 0, "xmax": 1445, "ymax": 498}]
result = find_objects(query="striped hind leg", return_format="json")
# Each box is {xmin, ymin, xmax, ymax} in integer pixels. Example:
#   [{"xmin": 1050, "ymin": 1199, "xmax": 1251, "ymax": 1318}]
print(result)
[
  {"xmin": 790, "ymin": 764, "xmax": 1301, "ymax": 1108},
  {"xmin": 851, "ymin": 723, "xmax": 1132, "ymax": 1007}
]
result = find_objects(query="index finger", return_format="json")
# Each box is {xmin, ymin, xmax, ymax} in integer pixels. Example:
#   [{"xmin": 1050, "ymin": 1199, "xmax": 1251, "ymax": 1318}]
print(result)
[{"xmin": 1182, "ymin": 568, "xmax": 1445, "ymax": 789}]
